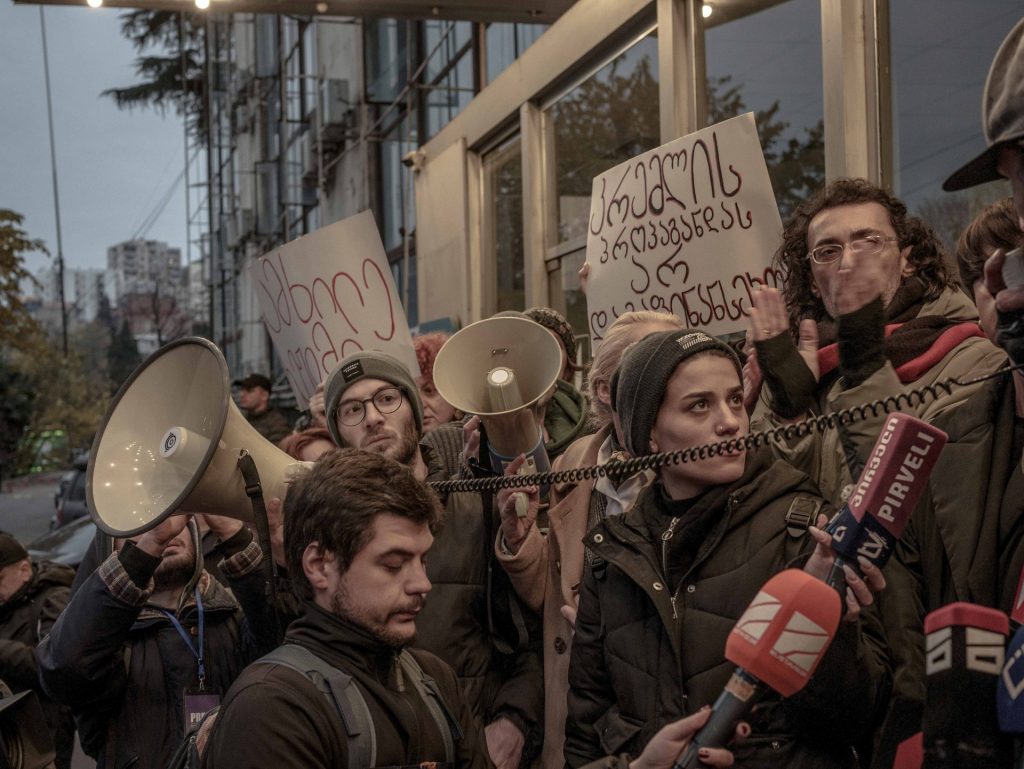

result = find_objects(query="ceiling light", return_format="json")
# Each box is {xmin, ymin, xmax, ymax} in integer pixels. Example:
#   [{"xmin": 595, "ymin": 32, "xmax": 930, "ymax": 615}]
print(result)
[
  {"xmin": 195, "ymin": 0, "xmax": 210, "ymax": 9},
  {"xmin": 702, "ymin": 3, "xmax": 713, "ymax": 18},
  {"xmin": 315, "ymin": 1, "xmax": 327, "ymax": 10},
  {"xmin": 86, "ymin": 0, "xmax": 103, "ymax": 8}
]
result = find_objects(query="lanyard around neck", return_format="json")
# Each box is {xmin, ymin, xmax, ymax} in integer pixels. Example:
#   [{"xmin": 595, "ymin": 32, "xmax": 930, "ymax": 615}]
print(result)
[{"xmin": 157, "ymin": 587, "xmax": 207, "ymax": 690}]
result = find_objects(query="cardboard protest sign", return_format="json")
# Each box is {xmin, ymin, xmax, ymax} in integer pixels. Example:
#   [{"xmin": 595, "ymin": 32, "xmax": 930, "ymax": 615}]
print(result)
[
  {"xmin": 248, "ymin": 210, "xmax": 418, "ymax": 409},
  {"xmin": 584, "ymin": 112, "xmax": 784, "ymax": 344}
]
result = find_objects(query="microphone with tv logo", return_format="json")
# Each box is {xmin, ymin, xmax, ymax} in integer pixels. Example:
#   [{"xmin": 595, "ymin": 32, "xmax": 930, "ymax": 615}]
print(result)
[
  {"xmin": 923, "ymin": 603, "xmax": 1009, "ymax": 769},
  {"xmin": 997, "ymin": 621, "xmax": 1024, "ymax": 768},
  {"xmin": 825, "ymin": 413, "xmax": 948, "ymax": 588},
  {"xmin": 671, "ymin": 569, "xmax": 842, "ymax": 769}
]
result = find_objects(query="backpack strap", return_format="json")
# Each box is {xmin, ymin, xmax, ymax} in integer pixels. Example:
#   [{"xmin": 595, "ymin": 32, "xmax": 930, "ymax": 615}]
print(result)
[
  {"xmin": 397, "ymin": 651, "xmax": 461, "ymax": 763},
  {"xmin": 255, "ymin": 644, "xmax": 376, "ymax": 769},
  {"xmin": 784, "ymin": 496, "xmax": 821, "ymax": 538}
]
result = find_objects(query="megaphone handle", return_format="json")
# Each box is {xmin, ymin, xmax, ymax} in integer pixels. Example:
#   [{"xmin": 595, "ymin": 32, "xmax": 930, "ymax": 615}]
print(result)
[{"xmin": 238, "ymin": 451, "xmax": 285, "ymax": 645}]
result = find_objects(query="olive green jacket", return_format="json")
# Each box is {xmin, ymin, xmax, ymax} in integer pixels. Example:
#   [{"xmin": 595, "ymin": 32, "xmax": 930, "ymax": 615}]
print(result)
[
  {"xmin": 872, "ymin": 370, "xmax": 1024, "ymax": 767},
  {"xmin": 760, "ymin": 288, "xmax": 1006, "ymax": 508}
]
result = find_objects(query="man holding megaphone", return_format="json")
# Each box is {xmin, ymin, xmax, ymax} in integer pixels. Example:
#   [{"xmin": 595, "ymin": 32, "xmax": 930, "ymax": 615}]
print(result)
[
  {"xmin": 324, "ymin": 349, "xmax": 544, "ymax": 769},
  {"xmin": 37, "ymin": 512, "xmax": 278, "ymax": 769}
]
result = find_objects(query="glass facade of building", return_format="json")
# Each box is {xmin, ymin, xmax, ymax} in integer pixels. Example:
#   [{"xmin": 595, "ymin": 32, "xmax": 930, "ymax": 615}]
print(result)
[{"xmin": 704, "ymin": 0, "xmax": 823, "ymax": 220}]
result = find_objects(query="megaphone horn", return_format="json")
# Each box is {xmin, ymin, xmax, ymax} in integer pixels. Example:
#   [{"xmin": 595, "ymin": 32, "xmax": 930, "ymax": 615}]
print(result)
[
  {"xmin": 432, "ymin": 317, "xmax": 563, "ymax": 479},
  {"xmin": 88, "ymin": 337, "xmax": 304, "ymax": 537},
  {"xmin": 0, "ymin": 690, "xmax": 56, "ymax": 769}
]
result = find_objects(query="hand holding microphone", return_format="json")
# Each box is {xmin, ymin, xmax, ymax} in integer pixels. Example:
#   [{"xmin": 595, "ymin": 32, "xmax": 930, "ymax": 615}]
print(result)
[
  {"xmin": 671, "ymin": 569, "xmax": 842, "ymax": 769},
  {"xmin": 823, "ymin": 413, "xmax": 948, "ymax": 592}
]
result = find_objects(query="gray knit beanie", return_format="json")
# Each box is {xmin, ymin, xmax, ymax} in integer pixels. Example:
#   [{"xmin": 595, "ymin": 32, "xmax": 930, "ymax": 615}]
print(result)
[
  {"xmin": 325, "ymin": 351, "xmax": 423, "ymax": 446},
  {"xmin": 614, "ymin": 330, "xmax": 742, "ymax": 457}
]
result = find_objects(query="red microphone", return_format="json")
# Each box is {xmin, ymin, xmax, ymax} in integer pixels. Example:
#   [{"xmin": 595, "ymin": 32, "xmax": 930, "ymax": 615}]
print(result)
[
  {"xmin": 671, "ymin": 569, "xmax": 842, "ymax": 769},
  {"xmin": 825, "ymin": 413, "xmax": 947, "ymax": 587}
]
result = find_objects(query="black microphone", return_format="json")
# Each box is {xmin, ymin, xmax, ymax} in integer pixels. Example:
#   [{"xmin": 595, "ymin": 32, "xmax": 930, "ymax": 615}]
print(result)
[{"xmin": 922, "ymin": 602, "xmax": 1009, "ymax": 769}]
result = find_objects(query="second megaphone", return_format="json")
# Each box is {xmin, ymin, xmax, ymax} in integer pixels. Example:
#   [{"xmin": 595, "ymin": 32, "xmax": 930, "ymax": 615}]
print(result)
[
  {"xmin": 88, "ymin": 337, "xmax": 303, "ymax": 537},
  {"xmin": 432, "ymin": 316, "xmax": 563, "ymax": 478}
]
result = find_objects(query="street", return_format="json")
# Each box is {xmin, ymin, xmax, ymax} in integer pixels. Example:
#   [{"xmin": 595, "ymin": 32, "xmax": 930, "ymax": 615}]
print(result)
[
  {"xmin": 0, "ymin": 472, "xmax": 61, "ymax": 543},
  {"xmin": 0, "ymin": 472, "xmax": 95, "ymax": 769}
]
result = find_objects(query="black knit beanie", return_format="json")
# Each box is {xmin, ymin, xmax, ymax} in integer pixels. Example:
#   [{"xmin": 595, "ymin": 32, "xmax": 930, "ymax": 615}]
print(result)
[{"xmin": 614, "ymin": 330, "xmax": 742, "ymax": 456}]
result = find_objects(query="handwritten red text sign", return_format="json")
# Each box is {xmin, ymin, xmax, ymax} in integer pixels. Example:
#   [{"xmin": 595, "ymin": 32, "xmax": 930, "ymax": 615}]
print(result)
[
  {"xmin": 248, "ymin": 210, "xmax": 418, "ymax": 409},
  {"xmin": 585, "ymin": 112, "xmax": 784, "ymax": 344}
]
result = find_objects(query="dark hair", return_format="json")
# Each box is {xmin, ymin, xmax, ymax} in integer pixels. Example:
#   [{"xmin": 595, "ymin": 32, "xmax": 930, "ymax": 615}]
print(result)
[
  {"xmin": 955, "ymin": 198, "xmax": 1023, "ymax": 291},
  {"xmin": 773, "ymin": 178, "xmax": 955, "ymax": 329},
  {"xmin": 284, "ymin": 448, "xmax": 443, "ymax": 601}
]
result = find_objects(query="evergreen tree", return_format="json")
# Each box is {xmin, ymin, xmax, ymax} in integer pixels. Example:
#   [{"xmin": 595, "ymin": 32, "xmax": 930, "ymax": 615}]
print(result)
[
  {"xmin": 103, "ymin": 11, "xmax": 207, "ymax": 137},
  {"xmin": 0, "ymin": 209, "xmax": 46, "ymax": 353},
  {"xmin": 108, "ymin": 320, "xmax": 142, "ymax": 393}
]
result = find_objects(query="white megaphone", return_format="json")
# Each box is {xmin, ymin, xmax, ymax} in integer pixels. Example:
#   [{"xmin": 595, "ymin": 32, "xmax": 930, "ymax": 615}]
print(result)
[
  {"xmin": 432, "ymin": 316, "xmax": 563, "ymax": 480},
  {"xmin": 0, "ymin": 689, "xmax": 55, "ymax": 769},
  {"xmin": 87, "ymin": 337, "xmax": 305, "ymax": 537}
]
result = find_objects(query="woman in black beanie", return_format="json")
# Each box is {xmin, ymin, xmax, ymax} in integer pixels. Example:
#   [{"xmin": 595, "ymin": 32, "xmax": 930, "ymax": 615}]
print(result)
[{"xmin": 564, "ymin": 329, "xmax": 891, "ymax": 769}]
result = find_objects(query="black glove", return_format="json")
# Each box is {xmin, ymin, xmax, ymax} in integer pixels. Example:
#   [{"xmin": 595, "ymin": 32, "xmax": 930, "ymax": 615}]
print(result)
[
  {"xmin": 996, "ymin": 309, "xmax": 1024, "ymax": 366},
  {"xmin": 754, "ymin": 333, "xmax": 818, "ymax": 420}
]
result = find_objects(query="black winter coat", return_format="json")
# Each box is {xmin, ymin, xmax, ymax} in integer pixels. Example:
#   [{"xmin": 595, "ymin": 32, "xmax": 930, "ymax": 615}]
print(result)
[
  {"xmin": 565, "ymin": 451, "xmax": 892, "ymax": 769},
  {"xmin": 0, "ymin": 560, "xmax": 75, "ymax": 769},
  {"xmin": 38, "ymin": 531, "xmax": 277, "ymax": 769},
  {"xmin": 418, "ymin": 429, "xmax": 545, "ymax": 744},
  {"xmin": 202, "ymin": 601, "xmax": 489, "ymax": 769}
]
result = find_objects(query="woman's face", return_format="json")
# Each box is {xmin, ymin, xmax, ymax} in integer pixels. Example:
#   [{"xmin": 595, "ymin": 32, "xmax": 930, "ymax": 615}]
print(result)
[
  {"xmin": 416, "ymin": 374, "xmax": 457, "ymax": 432},
  {"xmin": 649, "ymin": 354, "xmax": 748, "ymax": 500}
]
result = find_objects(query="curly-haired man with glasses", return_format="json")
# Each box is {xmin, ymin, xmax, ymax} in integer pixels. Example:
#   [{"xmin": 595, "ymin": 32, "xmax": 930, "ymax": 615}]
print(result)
[{"xmin": 746, "ymin": 178, "xmax": 1006, "ymax": 508}]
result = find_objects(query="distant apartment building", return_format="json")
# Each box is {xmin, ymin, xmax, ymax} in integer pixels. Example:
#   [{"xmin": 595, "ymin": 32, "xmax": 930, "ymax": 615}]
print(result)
[
  {"xmin": 32, "ymin": 265, "xmax": 117, "ymax": 327},
  {"xmin": 187, "ymin": 260, "xmax": 210, "ymax": 327},
  {"xmin": 70, "ymin": 268, "xmax": 117, "ymax": 324},
  {"xmin": 107, "ymin": 239, "xmax": 185, "ymax": 303}
]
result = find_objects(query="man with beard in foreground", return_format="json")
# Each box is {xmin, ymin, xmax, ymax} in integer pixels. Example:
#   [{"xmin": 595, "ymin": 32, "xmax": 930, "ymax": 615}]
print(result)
[
  {"xmin": 202, "ymin": 448, "xmax": 488, "ymax": 769},
  {"xmin": 38, "ymin": 514, "xmax": 276, "ymax": 769}
]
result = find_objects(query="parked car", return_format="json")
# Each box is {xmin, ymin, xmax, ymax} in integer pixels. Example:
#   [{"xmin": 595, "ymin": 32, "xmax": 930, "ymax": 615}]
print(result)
[
  {"xmin": 51, "ymin": 453, "xmax": 89, "ymax": 531},
  {"xmin": 27, "ymin": 516, "xmax": 96, "ymax": 569}
]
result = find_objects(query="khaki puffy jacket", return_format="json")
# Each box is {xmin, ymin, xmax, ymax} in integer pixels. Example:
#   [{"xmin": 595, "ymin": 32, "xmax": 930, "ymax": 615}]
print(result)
[{"xmin": 763, "ymin": 288, "xmax": 1006, "ymax": 507}]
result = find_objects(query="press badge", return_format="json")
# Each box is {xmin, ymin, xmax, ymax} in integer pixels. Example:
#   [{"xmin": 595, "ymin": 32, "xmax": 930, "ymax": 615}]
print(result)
[{"xmin": 184, "ymin": 689, "xmax": 221, "ymax": 729}]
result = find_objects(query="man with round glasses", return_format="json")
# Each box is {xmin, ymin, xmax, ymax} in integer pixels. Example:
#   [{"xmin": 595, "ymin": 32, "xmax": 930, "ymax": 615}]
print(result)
[
  {"xmin": 323, "ymin": 350, "xmax": 543, "ymax": 769},
  {"xmin": 747, "ymin": 177, "xmax": 1006, "ymax": 509},
  {"xmin": 326, "ymin": 356, "xmax": 424, "ymax": 473}
]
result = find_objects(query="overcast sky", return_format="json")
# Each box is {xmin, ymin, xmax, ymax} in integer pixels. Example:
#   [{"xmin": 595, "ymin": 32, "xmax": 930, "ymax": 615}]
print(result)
[{"xmin": 0, "ymin": 1, "xmax": 189, "ymax": 278}]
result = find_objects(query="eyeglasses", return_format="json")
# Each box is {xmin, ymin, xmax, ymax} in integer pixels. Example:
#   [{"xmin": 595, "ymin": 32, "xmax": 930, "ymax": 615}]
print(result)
[
  {"xmin": 807, "ymin": 234, "xmax": 899, "ymax": 265},
  {"xmin": 336, "ymin": 387, "xmax": 404, "ymax": 426}
]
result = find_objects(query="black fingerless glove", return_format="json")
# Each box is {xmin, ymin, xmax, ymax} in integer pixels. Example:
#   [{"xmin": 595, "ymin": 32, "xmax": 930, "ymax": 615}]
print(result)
[
  {"xmin": 118, "ymin": 540, "xmax": 161, "ymax": 588},
  {"xmin": 754, "ymin": 333, "xmax": 819, "ymax": 419},
  {"xmin": 838, "ymin": 297, "xmax": 886, "ymax": 387}
]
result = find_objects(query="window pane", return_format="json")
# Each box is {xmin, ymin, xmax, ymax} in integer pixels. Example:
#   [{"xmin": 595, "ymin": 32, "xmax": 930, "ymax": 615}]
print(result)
[
  {"xmin": 559, "ymin": 247, "xmax": 588, "ymax": 348},
  {"xmin": 486, "ymin": 22, "xmax": 546, "ymax": 84},
  {"xmin": 890, "ymin": 1, "xmax": 1016, "ymax": 252},
  {"xmin": 379, "ymin": 116, "xmax": 416, "ymax": 252},
  {"xmin": 486, "ymin": 139, "xmax": 524, "ymax": 312},
  {"xmin": 366, "ymin": 19, "xmax": 406, "ymax": 103},
  {"xmin": 422, "ymin": 21, "xmax": 476, "ymax": 140},
  {"xmin": 704, "ymin": 0, "xmax": 824, "ymax": 220},
  {"xmin": 549, "ymin": 33, "xmax": 660, "ymax": 245}
]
